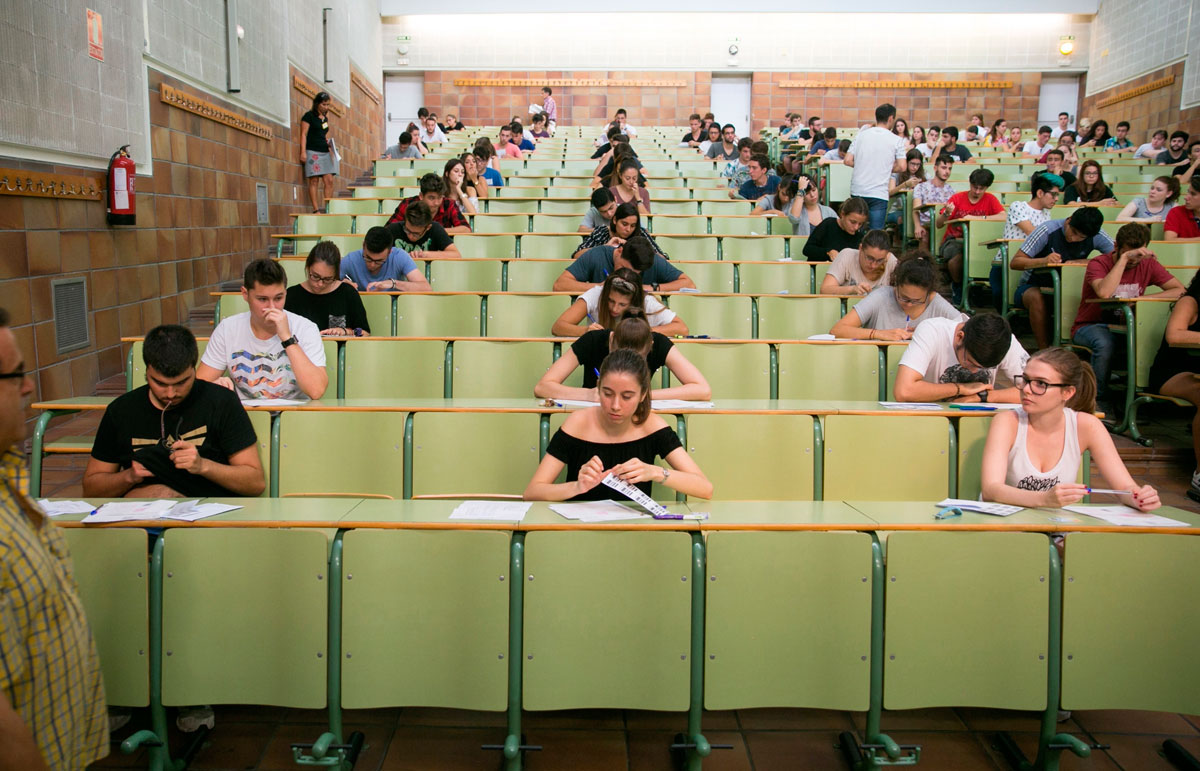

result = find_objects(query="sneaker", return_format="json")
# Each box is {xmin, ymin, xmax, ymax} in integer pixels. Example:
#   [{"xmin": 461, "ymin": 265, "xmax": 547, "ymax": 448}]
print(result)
[
  {"xmin": 176, "ymin": 705, "xmax": 215, "ymax": 733},
  {"xmin": 1188, "ymin": 477, "xmax": 1200, "ymax": 504},
  {"xmin": 1057, "ymin": 710, "xmax": 1072, "ymax": 722},
  {"xmin": 108, "ymin": 709, "xmax": 132, "ymax": 733}
]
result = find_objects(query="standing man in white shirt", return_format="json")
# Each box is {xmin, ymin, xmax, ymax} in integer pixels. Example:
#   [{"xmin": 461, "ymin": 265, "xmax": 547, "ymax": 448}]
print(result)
[
  {"xmin": 197, "ymin": 260, "xmax": 328, "ymax": 401},
  {"xmin": 844, "ymin": 103, "xmax": 908, "ymax": 231}
]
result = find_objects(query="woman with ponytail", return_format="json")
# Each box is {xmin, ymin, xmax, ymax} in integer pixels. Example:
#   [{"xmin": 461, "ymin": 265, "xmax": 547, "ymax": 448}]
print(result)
[
  {"xmin": 524, "ymin": 348, "xmax": 713, "ymax": 501},
  {"xmin": 981, "ymin": 347, "xmax": 1160, "ymax": 511}
]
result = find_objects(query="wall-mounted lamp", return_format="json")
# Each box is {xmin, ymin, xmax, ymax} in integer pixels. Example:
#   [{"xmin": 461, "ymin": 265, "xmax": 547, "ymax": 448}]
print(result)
[{"xmin": 1058, "ymin": 35, "xmax": 1076, "ymax": 56}]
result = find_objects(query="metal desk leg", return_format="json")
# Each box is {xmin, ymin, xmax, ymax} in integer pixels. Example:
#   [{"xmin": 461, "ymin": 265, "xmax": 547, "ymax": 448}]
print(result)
[
  {"xmin": 1111, "ymin": 305, "xmax": 1136, "ymax": 435},
  {"xmin": 30, "ymin": 408, "xmax": 80, "ymax": 497},
  {"xmin": 671, "ymin": 533, "xmax": 716, "ymax": 770}
]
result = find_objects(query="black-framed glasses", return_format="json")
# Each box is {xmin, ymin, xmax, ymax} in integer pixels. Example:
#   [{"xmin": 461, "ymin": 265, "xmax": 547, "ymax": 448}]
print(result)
[
  {"xmin": 306, "ymin": 271, "xmax": 339, "ymax": 285},
  {"xmin": 0, "ymin": 368, "xmax": 25, "ymax": 380},
  {"xmin": 896, "ymin": 290, "xmax": 930, "ymax": 307},
  {"xmin": 1014, "ymin": 375, "xmax": 1071, "ymax": 395}
]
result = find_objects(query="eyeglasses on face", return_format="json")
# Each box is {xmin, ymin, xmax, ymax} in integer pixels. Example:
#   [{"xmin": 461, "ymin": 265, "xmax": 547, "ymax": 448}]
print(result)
[
  {"xmin": 1014, "ymin": 374, "xmax": 1070, "ymax": 395},
  {"xmin": 896, "ymin": 290, "xmax": 930, "ymax": 307},
  {"xmin": 306, "ymin": 272, "xmax": 339, "ymax": 285},
  {"xmin": 0, "ymin": 368, "xmax": 25, "ymax": 380}
]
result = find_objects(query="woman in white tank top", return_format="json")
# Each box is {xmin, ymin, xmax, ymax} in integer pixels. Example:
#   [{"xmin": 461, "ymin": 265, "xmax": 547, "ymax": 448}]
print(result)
[{"xmin": 981, "ymin": 348, "xmax": 1160, "ymax": 511}]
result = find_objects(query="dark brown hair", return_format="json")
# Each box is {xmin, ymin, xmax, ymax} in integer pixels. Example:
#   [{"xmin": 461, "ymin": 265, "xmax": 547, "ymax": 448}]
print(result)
[
  {"xmin": 1029, "ymin": 347, "xmax": 1097, "ymax": 413},
  {"xmin": 598, "ymin": 348, "xmax": 652, "ymax": 425},
  {"xmin": 597, "ymin": 268, "xmax": 645, "ymax": 329}
]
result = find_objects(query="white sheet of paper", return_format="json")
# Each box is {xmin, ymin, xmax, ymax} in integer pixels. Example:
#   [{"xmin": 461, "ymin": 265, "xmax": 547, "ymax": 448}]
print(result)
[
  {"xmin": 549, "ymin": 500, "xmax": 648, "ymax": 522},
  {"xmin": 936, "ymin": 498, "xmax": 1023, "ymax": 517},
  {"xmin": 807, "ymin": 334, "xmax": 836, "ymax": 341},
  {"xmin": 650, "ymin": 400, "xmax": 714, "ymax": 409},
  {"xmin": 36, "ymin": 500, "xmax": 96, "ymax": 516},
  {"xmin": 548, "ymin": 398, "xmax": 598, "ymax": 408},
  {"xmin": 449, "ymin": 501, "xmax": 531, "ymax": 522},
  {"xmin": 880, "ymin": 401, "xmax": 944, "ymax": 410},
  {"xmin": 241, "ymin": 398, "xmax": 306, "ymax": 407},
  {"xmin": 83, "ymin": 499, "xmax": 179, "ymax": 523},
  {"xmin": 1064, "ymin": 505, "xmax": 1189, "ymax": 528},
  {"xmin": 163, "ymin": 502, "xmax": 243, "ymax": 521}
]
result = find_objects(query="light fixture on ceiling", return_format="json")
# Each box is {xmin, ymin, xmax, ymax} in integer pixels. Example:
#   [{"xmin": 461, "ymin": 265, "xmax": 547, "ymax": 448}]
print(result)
[{"xmin": 1058, "ymin": 35, "xmax": 1076, "ymax": 56}]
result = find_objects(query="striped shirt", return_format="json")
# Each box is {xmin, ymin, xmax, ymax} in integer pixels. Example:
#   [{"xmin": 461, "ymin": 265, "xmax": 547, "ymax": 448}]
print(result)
[{"xmin": 0, "ymin": 448, "xmax": 107, "ymax": 770}]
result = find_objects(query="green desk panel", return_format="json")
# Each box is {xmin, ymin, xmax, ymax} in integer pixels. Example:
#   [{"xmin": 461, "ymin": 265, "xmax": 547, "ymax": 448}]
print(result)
[
  {"xmin": 883, "ymin": 531, "xmax": 1049, "ymax": 710},
  {"xmin": 523, "ymin": 531, "xmax": 692, "ymax": 710},
  {"xmin": 62, "ymin": 527, "xmax": 149, "ymax": 706},
  {"xmin": 1061, "ymin": 533, "xmax": 1200, "ymax": 713},
  {"xmin": 161, "ymin": 528, "xmax": 328, "ymax": 707},
  {"xmin": 340, "ymin": 529, "xmax": 510, "ymax": 710},
  {"xmin": 705, "ymin": 531, "xmax": 872, "ymax": 710}
]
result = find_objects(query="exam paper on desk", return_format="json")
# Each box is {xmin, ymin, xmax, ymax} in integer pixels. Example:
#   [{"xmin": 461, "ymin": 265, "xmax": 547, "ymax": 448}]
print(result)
[
  {"xmin": 448, "ymin": 500, "xmax": 531, "ymax": 522},
  {"xmin": 1063, "ymin": 505, "xmax": 1189, "ymax": 528}
]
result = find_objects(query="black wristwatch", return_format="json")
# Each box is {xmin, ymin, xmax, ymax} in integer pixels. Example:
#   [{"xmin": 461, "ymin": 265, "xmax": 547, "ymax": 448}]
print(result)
[
  {"xmin": 280, "ymin": 335, "xmax": 299, "ymax": 349},
  {"xmin": 651, "ymin": 282, "xmax": 660, "ymax": 291},
  {"xmin": 979, "ymin": 389, "xmax": 989, "ymax": 403}
]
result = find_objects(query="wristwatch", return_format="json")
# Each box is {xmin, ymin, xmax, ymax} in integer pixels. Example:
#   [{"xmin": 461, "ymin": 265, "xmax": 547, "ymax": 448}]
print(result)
[
  {"xmin": 979, "ymin": 389, "xmax": 989, "ymax": 403},
  {"xmin": 280, "ymin": 335, "xmax": 299, "ymax": 349},
  {"xmin": 661, "ymin": 467, "xmax": 671, "ymax": 483}
]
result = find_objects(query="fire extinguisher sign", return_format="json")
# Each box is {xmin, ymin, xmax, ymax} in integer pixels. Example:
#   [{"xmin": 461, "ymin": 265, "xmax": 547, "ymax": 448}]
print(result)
[{"xmin": 87, "ymin": 9, "xmax": 103, "ymax": 61}]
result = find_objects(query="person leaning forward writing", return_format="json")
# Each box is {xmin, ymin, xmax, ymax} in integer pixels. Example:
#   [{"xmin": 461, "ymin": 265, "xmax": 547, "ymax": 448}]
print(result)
[{"xmin": 0, "ymin": 305, "xmax": 108, "ymax": 770}]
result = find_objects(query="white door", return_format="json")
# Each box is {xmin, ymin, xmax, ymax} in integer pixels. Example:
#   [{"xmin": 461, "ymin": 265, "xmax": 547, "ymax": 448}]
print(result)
[
  {"xmin": 710, "ymin": 74, "xmax": 752, "ymax": 139},
  {"xmin": 384, "ymin": 73, "xmax": 425, "ymax": 146},
  {"xmin": 1038, "ymin": 75, "xmax": 1080, "ymax": 130}
]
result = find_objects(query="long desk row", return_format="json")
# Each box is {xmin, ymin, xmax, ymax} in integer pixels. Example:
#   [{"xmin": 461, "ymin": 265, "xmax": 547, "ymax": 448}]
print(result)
[
  {"xmin": 32, "ymin": 397, "xmax": 1060, "ymax": 504},
  {"xmin": 56, "ymin": 500, "xmax": 1200, "ymax": 771}
]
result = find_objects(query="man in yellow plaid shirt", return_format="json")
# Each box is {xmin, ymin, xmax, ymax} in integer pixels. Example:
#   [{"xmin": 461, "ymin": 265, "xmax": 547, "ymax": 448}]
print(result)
[{"xmin": 0, "ymin": 307, "xmax": 107, "ymax": 770}]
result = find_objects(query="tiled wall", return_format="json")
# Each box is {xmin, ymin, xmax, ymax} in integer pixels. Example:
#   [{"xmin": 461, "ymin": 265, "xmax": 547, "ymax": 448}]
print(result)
[
  {"xmin": 1079, "ymin": 62, "xmax": 1200, "ymax": 142},
  {"xmin": 1085, "ymin": 0, "xmax": 1192, "ymax": 96},
  {"xmin": 0, "ymin": 65, "xmax": 382, "ymax": 426},
  {"xmin": 422, "ymin": 70, "xmax": 1046, "ymax": 136}
]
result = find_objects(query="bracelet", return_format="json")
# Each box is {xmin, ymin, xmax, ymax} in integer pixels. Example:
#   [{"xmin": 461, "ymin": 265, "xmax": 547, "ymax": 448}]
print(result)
[
  {"xmin": 867, "ymin": 329, "xmax": 875, "ymax": 340},
  {"xmin": 661, "ymin": 467, "xmax": 671, "ymax": 484},
  {"xmin": 955, "ymin": 383, "xmax": 961, "ymax": 397},
  {"xmin": 390, "ymin": 279, "xmax": 397, "ymax": 290}
]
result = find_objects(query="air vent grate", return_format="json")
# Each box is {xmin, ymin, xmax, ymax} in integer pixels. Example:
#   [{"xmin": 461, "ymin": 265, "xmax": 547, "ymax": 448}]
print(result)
[{"xmin": 52, "ymin": 278, "xmax": 90, "ymax": 354}]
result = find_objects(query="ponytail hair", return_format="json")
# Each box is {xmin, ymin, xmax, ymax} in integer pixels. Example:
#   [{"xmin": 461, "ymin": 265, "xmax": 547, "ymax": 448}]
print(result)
[
  {"xmin": 611, "ymin": 307, "xmax": 653, "ymax": 355},
  {"xmin": 1029, "ymin": 347, "xmax": 1097, "ymax": 413},
  {"xmin": 598, "ymin": 348, "xmax": 652, "ymax": 425}
]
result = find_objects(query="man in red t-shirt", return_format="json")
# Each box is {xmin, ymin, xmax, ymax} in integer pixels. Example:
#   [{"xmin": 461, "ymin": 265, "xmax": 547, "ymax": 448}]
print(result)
[
  {"xmin": 386, "ymin": 173, "xmax": 471, "ymax": 234},
  {"xmin": 1071, "ymin": 223, "xmax": 1185, "ymax": 412},
  {"xmin": 1165, "ymin": 178, "xmax": 1200, "ymax": 239},
  {"xmin": 935, "ymin": 167, "xmax": 1006, "ymax": 303}
]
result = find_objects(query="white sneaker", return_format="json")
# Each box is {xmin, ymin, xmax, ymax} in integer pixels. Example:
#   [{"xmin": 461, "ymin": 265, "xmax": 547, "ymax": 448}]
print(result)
[
  {"xmin": 1057, "ymin": 710, "xmax": 1072, "ymax": 722},
  {"xmin": 108, "ymin": 710, "xmax": 132, "ymax": 733},
  {"xmin": 176, "ymin": 705, "xmax": 215, "ymax": 733}
]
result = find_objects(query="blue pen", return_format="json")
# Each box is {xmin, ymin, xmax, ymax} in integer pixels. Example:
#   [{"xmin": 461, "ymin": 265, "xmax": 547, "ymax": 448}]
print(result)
[
  {"xmin": 904, "ymin": 315, "xmax": 911, "ymax": 331},
  {"xmin": 593, "ymin": 367, "xmax": 601, "ymax": 379},
  {"xmin": 950, "ymin": 404, "xmax": 996, "ymax": 411},
  {"xmin": 653, "ymin": 512, "xmax": 684, "ymax": 520},
  {"xmin": 586, "ymin": 311, "xmax": 595, "ymax": 323}
]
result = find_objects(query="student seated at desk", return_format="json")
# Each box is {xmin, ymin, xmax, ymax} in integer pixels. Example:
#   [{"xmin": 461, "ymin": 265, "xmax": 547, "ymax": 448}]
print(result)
[
  {"xmin": 574, "ymin": 202, "xmax": 669, "ymax": 259},
  {"xmin": 802, "ymin": 197, "xmax": 869, "ymax": 261},
  {"xmin": 341, "ymin": 226, "xmax": 430, "ymax": 292},
  {"xmin": 1148, "ymin": 271, "xmax": 1200, "ymax": 502},
  {"xmin": 981, "ymin": 347, "xmax": 1159, "ymax": 511},
  {"xmin": 197, "ymin": 259, "xmax": 328, "ymax": 400},
  {"xmin": 554, "ymin": 236, "xmax": 693, "ymax": 293},
  {"xmin": 1115, "ymin": 175, "xmax": 1178, "ymax": 223},
  {"xmin": 830, "ymin": 252, "xmax": 965, "ymax": 340},
  {"xmin": 385, "ymin": 200, "xmax": 462, "ymax": 260},
  {"xmin": 84, "ymin": 324, "xmax": 265, "ymax": 499},
  {"xmin": 936, "ymin": 167, "xmax": 1006, "ymax": 302},
  {"xmin": 819, "ymin": 229, "xmax": 898, "ymax": 296},
  {"xmin": 1010, "ymin": 206, "xmax": 1112, "ymax": 350},
  {"xmin": 385, "ymin": 173, "xmax": 471, "ymax": 234},
  {"xmin": 535, "ymin": 309, "xmax": 711, "ymax": 402},
  {"xmin": 285, "ymin": 241, "xmax": 371, "ymax": 336},
  {"xmin": 525, "ymin": 349, "xmax": 712, "ymax": 502},
  {"xmin": 551, "ymin": 268, "xmax": 688, "ymax": 338},
  {"xmin": 1164, "ymin": 177, "xmax": 1200, "ymax": 240},
  {"xmin": 579, "ymin": 188, "xmax": 617, "ymax": 233},
  {"xmin": 1062, "ymin": 160, "xmax": 1117, "ymax": 205},
  {"xmin": 894, "ymin": 313, "xmax": 1028, "ymax": 403},
  {"xmin": 1070, "ymin": 223, "xmax": 1185, "ymax": 415}
]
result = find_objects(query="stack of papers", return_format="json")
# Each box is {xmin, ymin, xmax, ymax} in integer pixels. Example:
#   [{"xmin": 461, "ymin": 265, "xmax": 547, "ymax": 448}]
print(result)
[
  {"xmin": 936, "ymin": 499, "xmax": 1023, "ymax": 517},
  {"xmin": 37, "ymin": 500, "xmax": 95, "ymax": 517},
  {"xmin": 80, "ymin": 500, "xmax": 242, "ymax": 524},
  {"xmin": 448, "ymin": 501, "xmax": 531, "ymax": 522},
  {"xmin": 1063, "ymin": 505, "xmax": 1189, "ymax": 528},
  {"xmin": 549, "ymin": 501, "xmax": 649, "ymax": 522},
  {"xmin": 242, "ymin": 398, "xmax": 306, "ymax": 407}
]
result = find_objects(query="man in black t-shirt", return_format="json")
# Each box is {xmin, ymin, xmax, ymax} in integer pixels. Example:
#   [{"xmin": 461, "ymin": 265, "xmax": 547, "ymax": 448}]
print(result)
[
  {"xmin": 83, "ymin": 325, "xmax": 265, "ymax": 498},
  {"xmin": 385, "ymin": 200, "xmax": 461, "ymax": 259}
]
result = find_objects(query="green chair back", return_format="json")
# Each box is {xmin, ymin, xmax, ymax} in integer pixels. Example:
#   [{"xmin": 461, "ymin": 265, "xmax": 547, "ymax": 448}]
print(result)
[
  {"xmin": 736, "ymin": 262, "xmax": 814, "ymax": 295},
  {"xmin": 710, "ymin": 217, "xmax": 762, "ymax": 236},
  {"xmin": 427, "ymin": 259, "xmax": 504, "ymax": 292},
  {"xmin": 354, "ymin": 213, "xmax": 390, "ymax": 232},
  {"xmin": 685, "ymin": 414, "xmax": 814, "ymax": 498},
  {"xmin": 473, "ymin": 215, "xmax": 527, "ymax": 234},
  {"xmin": 669, "ymin": 341, "xmax": 770, "ymax": 398},
  {"xmin": 278, "ymin": 411, "xmax": 406, "ymax": 498},
  {"xmin": 410, "ymin": 412, "xmax": 541, "ymax": 497},
  {"xmin": 883, "ymin": 532, "xmax": 1050, "ymax": 710},
  {"xmin": 506, "ymin": 259, "xmax": 571, "ymax": 292},
  {"xmin": 326, "ymin": 198, "xmax": 380, "ymax": 215},
  {"xmin": 62, "ymin": 528, "xmax": 150, "ymax": 706},
  {"xmin": 756, "ymin": 296, "xmax": 843, "ymax": 339},
  {"xmin": 664, "ymin": 295, "xmax": 753, "ymax": 338},
  {"xmin": 396, "ymin": 294, "xmax": 482, "ymax": 336},
  {"xmin": 679, "ymin": 262, "xmax": 735, "ymax": 294},
  {"xmin": 650, "ymin": 215, "xmax": 710, "ymax": 235},
  {"xmin": 520, "ymin": 235, "xmax": 580, "ymax": 261},
  {"xmin": 485, "ymin": 294, "xmax": 564, "ymax": 337},
  {"xmin": 722, "ymin": 236, "xmax": 787, "ymax": 262},
  {"xmin": 701, "ymin": 201, "xmax": 753, "ymax": 216},
  {"xmin": 522, "ymin": 531, "xmax": 692, "ymax": 710},
  {"xmin": 705, "ymin": 531, "xmax": 872, "ymax": 709},
  {"xmin": 360, "ymin": 293, "xmax": 393, "ymax": 336},
  {"xmin": 655, "ymin": 236, "xmax": 719, "ymax": 261},
  {"xmin": 455, "ymin": 235, "xmax": 517, "ymax": 260},
  {"xmin": 161, "ymin": 528, "xmax": 329, "ymax": 707},
  {"xmin": 279, "ymin": 259, "xmax": 306, "ymax": 286},
  {"xmin": 487, "ymin": 199, "xmax": 540, "ymax": 215},
  {"xmin": 531, "ymin": 214, "xmax": 579, "ymax": 233},
  {"xmin": 295, "ymin": 214, "xmax": 353, "ymax": 235},
  {"xmin": 823, "ymin": 415, "xmax": 950, "ymax": 500},
  {"xmin": 340, "ymin": 530, "xmax": 510, "ymax": 709},
  {"xmin": 344, "ymin": 339, "xmax": 446, "ymax": 399},
  {"xmin": 452, "ymin": 340, "xmax": 555, "ymax": 398},
  {"xmin": 777, "ymin": 343, "xmax": 880, "ymax": 401}
]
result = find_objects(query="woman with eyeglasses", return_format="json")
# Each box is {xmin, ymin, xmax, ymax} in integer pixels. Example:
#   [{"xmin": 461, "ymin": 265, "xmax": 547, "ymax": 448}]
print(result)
[
  {"xmin": 284, "ymin": 241, "xmax": 371, "ymax": 336},
  {"xmin": 829, "ymin": 251, "xmax": 965, "ymax": 340},
  {"xmin": 551, "ymin": 268, "xmax": 688, "ymax": 338},
  {"xmin": 536, "ymin": 308, "xmax": 710, "ymax": 402},
  {"xmin": 980, "ymin": 347, "xmax": 1159, "ymax": 510}
]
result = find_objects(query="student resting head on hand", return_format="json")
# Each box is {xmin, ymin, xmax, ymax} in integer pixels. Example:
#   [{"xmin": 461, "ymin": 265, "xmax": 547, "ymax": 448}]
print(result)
[
  {"xmin": 551, "ymin": 268, "xmax": 688, "ymax": 338},
  {"xmin": 524, "ymin": 348, "xmax": 712, "ymax": 502},
  {"xmin": 536, "ymin": 308, "xmax": 710, "ymax": 403},
  {"xmin": 980, "ymin": 347, "xmax": 1159, "ymax": 511},
  {"xmin": 829, "ymin": 250, "xmax": 965, "ymax": 341}
]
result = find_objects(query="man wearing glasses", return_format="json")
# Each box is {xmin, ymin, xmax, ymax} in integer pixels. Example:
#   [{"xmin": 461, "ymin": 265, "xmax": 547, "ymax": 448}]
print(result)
[
  {"xmin": 0, "ymin": 306, "xmax": 109, "ymax": 769},
  {"xmin": 893, "ymin": 313, "xmax": 1029, "ymax": 404},
  {"xmin": 385, "ymin": 201, "xmax": 461, "ymax": 261},
  {"xmin": 341, "ymin": 227, "xmax": 431, "ymax": 293},
  {"xmin": 84, "ymin": 324, "xmax": 264, "ymax": 499}
]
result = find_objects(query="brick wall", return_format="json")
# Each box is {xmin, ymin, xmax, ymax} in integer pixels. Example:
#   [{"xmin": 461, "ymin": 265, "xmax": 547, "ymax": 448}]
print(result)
[
  {"xmin": 0, "ymin": 65, "xmax": 383, "ymax": 429},
  {"xmin": 1079, "ymin": 62, "xmax": 1200, "ymax": 142},
  {"xmin": 420, "ymin": 69, "xmax": 1047, "ymax": 137}
]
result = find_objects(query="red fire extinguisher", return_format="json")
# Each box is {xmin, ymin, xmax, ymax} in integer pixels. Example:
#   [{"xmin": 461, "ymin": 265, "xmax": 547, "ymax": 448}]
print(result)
[{"xmin": 106, "ymin": 145, "xmax": 136, "ymax": 226}]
